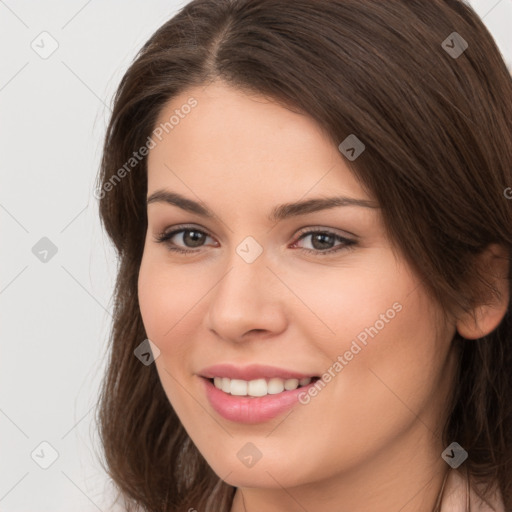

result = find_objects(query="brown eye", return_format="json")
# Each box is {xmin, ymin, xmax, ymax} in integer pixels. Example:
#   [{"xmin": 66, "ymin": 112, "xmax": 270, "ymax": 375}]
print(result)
[
  {"xmin": 178, "ymin": 229, "xmax": 207, "ymax": 248},
  {"xmin": 293, "ymin": 229, "xmax": 356, "ymax": 255},
  {"xmin": 154, "ymin": 227, "xmax": 215, "ymax": 254}
]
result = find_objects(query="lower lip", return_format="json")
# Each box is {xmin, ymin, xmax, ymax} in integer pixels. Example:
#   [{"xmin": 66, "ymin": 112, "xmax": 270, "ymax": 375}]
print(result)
[{"xmin": 201, "ymin": 377, "xmax": 318, "ymax": 424}]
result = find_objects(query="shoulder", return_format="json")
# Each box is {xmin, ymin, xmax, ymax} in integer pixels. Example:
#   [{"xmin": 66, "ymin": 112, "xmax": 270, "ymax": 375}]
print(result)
[{"xmin": 440, "ymin": 468, "xmax": 506, "ymax": 512}]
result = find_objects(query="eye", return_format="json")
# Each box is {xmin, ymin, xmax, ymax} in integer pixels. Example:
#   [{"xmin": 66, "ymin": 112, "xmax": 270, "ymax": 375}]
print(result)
[
  {"xmin": 154, "ymin": 226, "xmax": 216, "ymax": 254},
  {"xmin": 291, "ymin": 228, "xmax": 357, "ymax": 256},
  {"xmin": 153, "ymin": 225, "xmax": 357, "ymax": 256}
]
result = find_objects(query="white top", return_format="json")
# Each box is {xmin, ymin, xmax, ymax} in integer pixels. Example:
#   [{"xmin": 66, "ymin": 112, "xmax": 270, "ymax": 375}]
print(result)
[{"xmin": 439, "ymin": 468, "xmax": 506, "ymax": 512}]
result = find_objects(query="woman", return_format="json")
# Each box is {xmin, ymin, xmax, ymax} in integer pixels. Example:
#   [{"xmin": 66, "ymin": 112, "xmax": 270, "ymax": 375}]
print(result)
[{"xmin": 95, "ymin": 1, "xmax": 512, "ymax": 510}]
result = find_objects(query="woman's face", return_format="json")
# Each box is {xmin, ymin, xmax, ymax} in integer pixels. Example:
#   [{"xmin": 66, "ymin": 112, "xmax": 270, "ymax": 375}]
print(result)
[{"xmin": 138, "ymin": 81, "xmax": 457, "ymax": 498}]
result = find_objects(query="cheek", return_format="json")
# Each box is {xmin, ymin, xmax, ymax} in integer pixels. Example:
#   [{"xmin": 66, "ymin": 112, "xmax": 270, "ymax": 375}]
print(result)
[
  {"xmin": 279, "ymin": 250, "xmax": 412, "ymax": 355},
  {"xmin": 322, "ymin": 259, "xmax": 444, "ymax": 396},
  {"xmin": 283, "ymin": 287, "xmax": 447, "ymax": 482},
  {"xmin": 137, "ymin": 254, "xmax": 204, "ymax": 415},
  {"xmin": 291, "ymin": 254, "xmax": 446, "ymax": 428},
  {"xmin": 137, "ymin": 251, "xmax": 197, "ymax": 345}
]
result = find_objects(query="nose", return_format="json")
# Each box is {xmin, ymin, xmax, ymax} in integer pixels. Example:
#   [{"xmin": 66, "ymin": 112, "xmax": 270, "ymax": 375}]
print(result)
[{"xmin": 205, "ymin": 248, "xmax": 287, "ymax": 343}]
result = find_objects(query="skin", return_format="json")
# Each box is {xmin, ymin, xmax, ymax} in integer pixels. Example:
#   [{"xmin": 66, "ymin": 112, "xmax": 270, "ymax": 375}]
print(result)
[{"xmin": 137, "ymin": 80, "xmax": 509, "ymax": 512}]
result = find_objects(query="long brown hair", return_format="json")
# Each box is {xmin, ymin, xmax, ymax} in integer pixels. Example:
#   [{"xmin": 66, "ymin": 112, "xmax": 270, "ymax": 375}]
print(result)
[{"xmin": 95, "ymin": 1, "xmax": 512, "ymax": 510}]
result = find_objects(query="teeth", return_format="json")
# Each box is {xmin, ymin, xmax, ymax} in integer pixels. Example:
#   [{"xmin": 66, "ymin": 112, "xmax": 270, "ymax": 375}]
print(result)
[
  {"xmin": 212, "ymin": 376, "xmax": 313, "ymax": 396},
  {"xmin": 267, "ymin": 378, "xmax": 284, "ymax": 394},
  {"xmin": 284, "ymin": 378, "xmax": 299, "ymax": 390},
  {"xmin": 230, "ymin": 379, "xmax": 248, "ymax": 396}
]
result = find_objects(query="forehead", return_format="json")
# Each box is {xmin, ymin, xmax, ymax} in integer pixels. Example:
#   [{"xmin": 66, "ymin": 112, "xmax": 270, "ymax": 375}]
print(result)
[{"xmin": 147, "ymin": 81, "xmax": 369, "ymax": 204}]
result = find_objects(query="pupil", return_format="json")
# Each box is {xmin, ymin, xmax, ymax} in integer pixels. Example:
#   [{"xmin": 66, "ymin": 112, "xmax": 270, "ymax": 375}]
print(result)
[
  {"xmin": 185, "ymin": 230, "xmax": 205, "ymax": 247},
  {"xmin": 312, "ymin": 233, "xmax": 333, "ymax": 250}
]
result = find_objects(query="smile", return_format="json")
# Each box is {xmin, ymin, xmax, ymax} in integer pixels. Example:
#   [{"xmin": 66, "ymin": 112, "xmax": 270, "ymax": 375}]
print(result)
[
  {"xmin": 201, "ymin": 376, "xmax": 320, "ymax": 424},
  {"xmin": 211, "ymin": 376, "xmax": 315, "ymax": 397}
]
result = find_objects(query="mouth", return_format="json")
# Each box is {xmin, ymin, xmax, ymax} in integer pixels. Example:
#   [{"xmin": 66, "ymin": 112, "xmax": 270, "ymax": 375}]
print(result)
[
  {"xmin": 198, "ymin": 363, "xmax": 322, "ymax": 423},
  {"xmin": 206, "ymin": 376, "xmax": 320, "ymax": 397},
  {"xmin": 200, "ymin": 374, "xmax": 321, "ymax": 424}
]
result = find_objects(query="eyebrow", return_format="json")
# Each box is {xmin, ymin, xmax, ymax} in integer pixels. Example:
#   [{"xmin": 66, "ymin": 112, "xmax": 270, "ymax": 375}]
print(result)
[{"xmin": 146, "ymin": 189, "xmax": 379, "ymax": 223}]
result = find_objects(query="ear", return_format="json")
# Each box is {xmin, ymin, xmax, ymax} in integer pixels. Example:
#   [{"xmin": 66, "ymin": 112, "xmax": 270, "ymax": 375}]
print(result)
[{"xmin": 456, "ymin": 243, "xmax": 510, "ymax": 340}]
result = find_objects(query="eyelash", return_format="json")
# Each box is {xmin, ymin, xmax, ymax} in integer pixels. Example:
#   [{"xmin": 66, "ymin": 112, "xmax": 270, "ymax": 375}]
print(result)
[{"xmin": 153, "ymin": 225, "xmax": 357, "ymax": 256}]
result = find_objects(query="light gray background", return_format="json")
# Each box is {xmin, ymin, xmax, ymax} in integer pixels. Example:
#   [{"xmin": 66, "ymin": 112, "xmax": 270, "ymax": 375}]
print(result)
[{"xmin": 1, "ymin": 1, "xmax": 511, "ymax": 510}]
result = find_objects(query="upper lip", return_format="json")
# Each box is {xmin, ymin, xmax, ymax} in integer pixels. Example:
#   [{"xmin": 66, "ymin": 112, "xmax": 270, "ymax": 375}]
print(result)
[{"xmin": 199, "ymin": 363, "xmax": 318, "ymax": 381}]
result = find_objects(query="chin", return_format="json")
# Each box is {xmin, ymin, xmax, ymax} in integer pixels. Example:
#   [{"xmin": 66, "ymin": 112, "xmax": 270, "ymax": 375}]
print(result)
[{"xmin": 206, "ymin": 455, "xmax": 312, "ymax": 489}]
